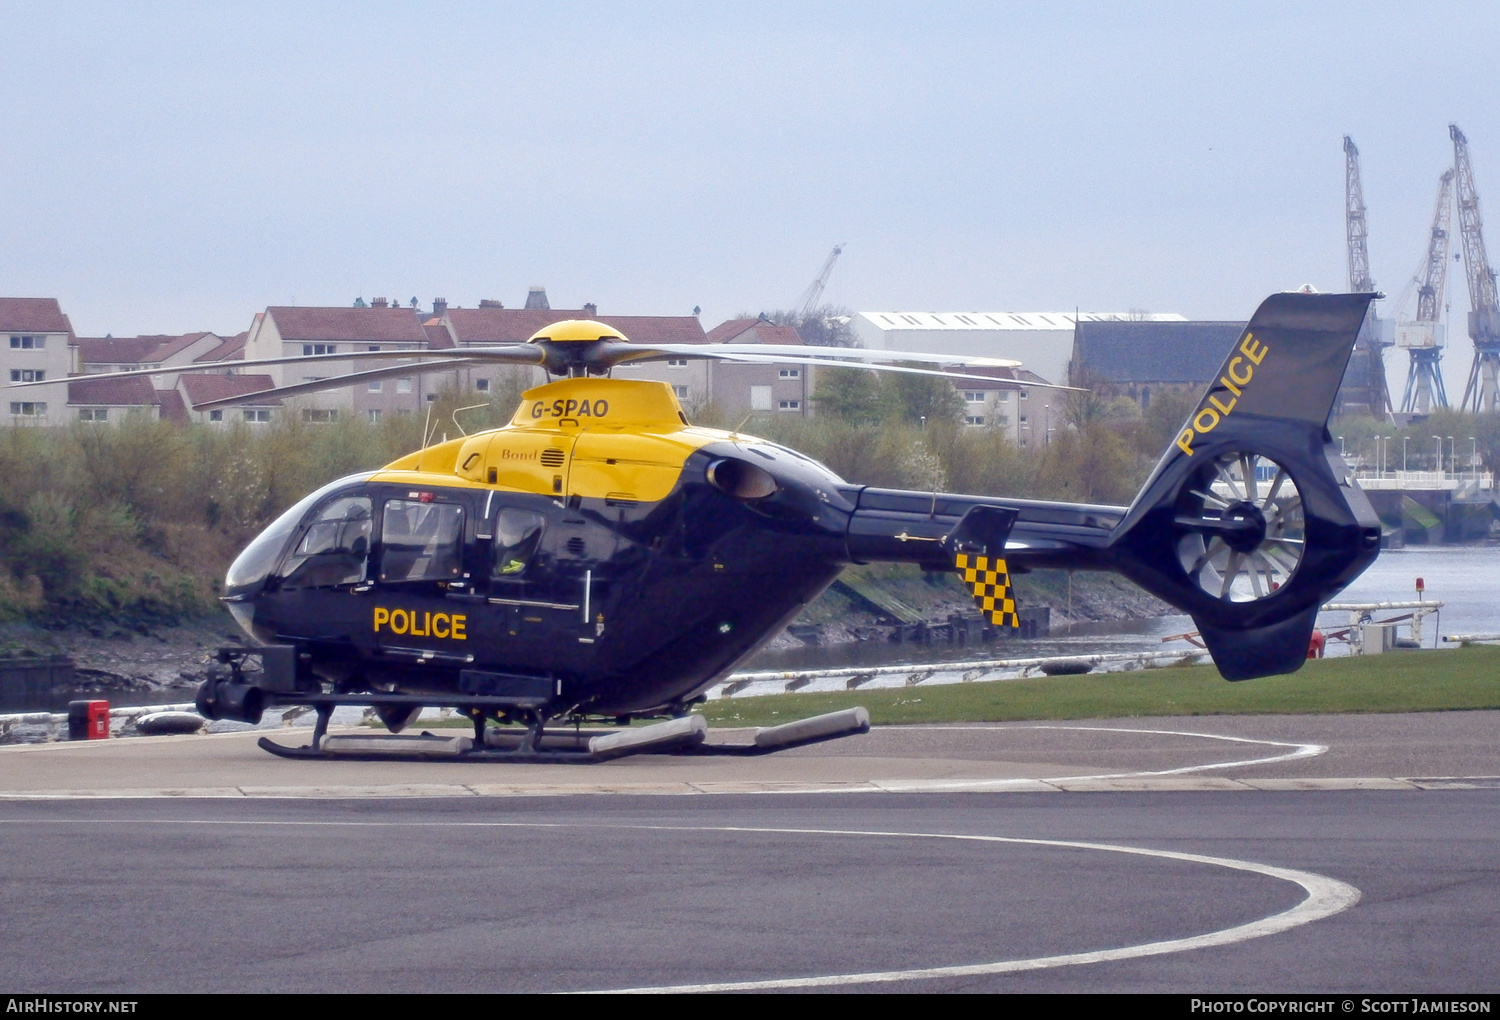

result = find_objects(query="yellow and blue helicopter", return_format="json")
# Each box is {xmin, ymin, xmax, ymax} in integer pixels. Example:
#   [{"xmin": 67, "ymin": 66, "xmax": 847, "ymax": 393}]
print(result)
[{"xmin": 45, "ymin": 292, "xmax": 1383, "ymax": 760}]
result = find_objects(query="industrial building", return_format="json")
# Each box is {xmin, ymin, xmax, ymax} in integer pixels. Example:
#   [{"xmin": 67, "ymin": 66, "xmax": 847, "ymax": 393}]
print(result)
[
  {"xmin": 850, "ymin": 310, "xmax": 1186, "ymax": 387},
  {"xmin": 1068, "ymin": 320, "xmax": 1246, "ymax": 407}
]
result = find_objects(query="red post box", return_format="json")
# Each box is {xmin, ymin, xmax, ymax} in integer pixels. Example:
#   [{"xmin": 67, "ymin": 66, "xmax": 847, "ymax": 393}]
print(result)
[{"xmin": 67, "ymin": 700, "xmax": 110, "ymax": 740}]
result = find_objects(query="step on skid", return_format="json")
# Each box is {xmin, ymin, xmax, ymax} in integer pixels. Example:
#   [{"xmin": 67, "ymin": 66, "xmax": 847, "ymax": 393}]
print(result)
[{"xmin": 255, "ymin": 707, "xmax": 871, "ymax": 763}]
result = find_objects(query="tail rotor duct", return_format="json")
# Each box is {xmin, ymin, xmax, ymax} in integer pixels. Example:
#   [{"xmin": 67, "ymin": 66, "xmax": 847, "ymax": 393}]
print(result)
[{"xmin": 1174, "ymin": 452, "xmax": 1304, "ymax": 604}]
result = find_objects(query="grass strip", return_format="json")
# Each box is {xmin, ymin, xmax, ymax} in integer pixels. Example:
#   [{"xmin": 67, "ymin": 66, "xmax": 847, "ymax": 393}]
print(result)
[{"xmin": 698, "ymin": 646, "xmax": 1500, "ymax": 728}]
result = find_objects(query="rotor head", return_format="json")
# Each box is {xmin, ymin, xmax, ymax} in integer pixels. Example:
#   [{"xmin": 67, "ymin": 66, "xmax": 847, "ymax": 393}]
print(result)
[
  {"xmin": 527, "ymin": 319, "xmax": 627, "ymax": 345},
  {"xmin": 527, "ymin": 319, "xmax": 631, "ymax": 376}
]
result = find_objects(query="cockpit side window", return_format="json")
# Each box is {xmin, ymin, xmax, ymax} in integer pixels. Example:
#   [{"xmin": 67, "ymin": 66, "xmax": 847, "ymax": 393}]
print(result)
[
  {"xmin": 492, "ymin": 508, "xmax": 546, "ymax": 579},
  {"xmin": 226, "ymin": 472, "xmax": 376, "ymax": 596},
  {"xmin": 275, "ymin": 495, "xmax": 373, "ymax": 589},
  {"xmin": 380, "ymin": 500, "xmax": 464, "ymax": 582}
]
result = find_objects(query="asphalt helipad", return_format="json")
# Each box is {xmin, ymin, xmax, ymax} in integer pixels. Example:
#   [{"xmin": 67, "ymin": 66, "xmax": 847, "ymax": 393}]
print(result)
[
  {"xmin": 2, "ymin": 710, "xmax": 1495, "ymax": 798},
  {"xmin": 2, "ymin": 712, "xmax": 1496, "ymax": 992}
]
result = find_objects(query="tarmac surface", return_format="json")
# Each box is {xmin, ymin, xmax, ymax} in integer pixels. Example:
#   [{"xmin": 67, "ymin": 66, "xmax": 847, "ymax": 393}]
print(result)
[
  {"xmin": 0, "ymin": 711, "xmax": 1495, "ymax": 993},
  {"xmin": 1, "ymin": 710, "xmax": 1497, "ymax": 798}
]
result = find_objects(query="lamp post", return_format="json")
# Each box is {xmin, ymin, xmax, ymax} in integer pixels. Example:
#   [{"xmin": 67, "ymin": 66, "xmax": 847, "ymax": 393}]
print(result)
[
  {"xmin": 1433, "ymin": 436, "xmax": 1442, "ymax": 473},
  {"xmin": 1447, "ymin": 436, "xmax": 1455, "ymax": 478},
  {"xmin": 1403, "ymin": 436, "xmax": 1409, "ymax": 473},
  {"xmin": 1471, "ymin": 437, "xmax": 1478, "ymax": 480},
  {"xmin": 1044, "ymin": 404, "xmax": 1052, "ymax": 446}
]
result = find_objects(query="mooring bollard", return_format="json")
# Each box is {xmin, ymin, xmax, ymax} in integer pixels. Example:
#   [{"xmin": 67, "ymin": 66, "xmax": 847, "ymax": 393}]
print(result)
[{"xmin": 67, "ymin": 700, "xmax": 110, "ymax": 740}]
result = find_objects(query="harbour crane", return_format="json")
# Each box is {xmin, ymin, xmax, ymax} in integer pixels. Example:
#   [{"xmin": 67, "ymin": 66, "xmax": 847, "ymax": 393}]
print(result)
[
  {"xmin": 796, "ymin": 244, "xmax": 844, "ymax": 319},
  {"xmin": 1341, "ymin": 136, "xmax": 1392, "ymax": 418},
  {"xmin": 1397, "ymin": 169, "xmax": 1455, "ymax": 414},
  {"xmin": 1345, "ymin": 136, "xmax": 1377, "ymax": 294},
  {"xmin": 1452, "ymin": 123, "xmax": 1500, "ymax": 413}
]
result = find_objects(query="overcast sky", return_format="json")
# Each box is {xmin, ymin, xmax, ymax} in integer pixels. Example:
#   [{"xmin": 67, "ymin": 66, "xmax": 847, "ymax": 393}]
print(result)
[{"xmin": 4, "ymin": 1, "xmax": 1498, "ymax": 396}]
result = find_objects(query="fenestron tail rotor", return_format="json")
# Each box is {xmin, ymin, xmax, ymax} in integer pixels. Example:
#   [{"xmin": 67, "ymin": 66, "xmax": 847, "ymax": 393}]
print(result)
[{"xmin": 1174, "ymin": 451, "xmax": 1305, "ymax": 604}]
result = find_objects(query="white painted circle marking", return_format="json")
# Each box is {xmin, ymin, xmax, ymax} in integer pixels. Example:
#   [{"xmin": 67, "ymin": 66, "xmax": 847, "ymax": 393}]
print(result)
[
  {"xmin": 850, "ymin": 724, "xmax": 1328, "ymax": 793},
  {"xmin": 1, "ymin": 816, "xmax": 1361, "ymax": 991},
  {"xmin": 579, "ymin": 822, "xmax": 1360, "ymax": 993}
]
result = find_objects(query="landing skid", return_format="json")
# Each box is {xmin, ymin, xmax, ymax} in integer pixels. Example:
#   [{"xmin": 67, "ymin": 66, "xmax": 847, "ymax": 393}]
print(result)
[{"xmin": 255, "ymin": 707, "xmax": 870, "ymax": 763}]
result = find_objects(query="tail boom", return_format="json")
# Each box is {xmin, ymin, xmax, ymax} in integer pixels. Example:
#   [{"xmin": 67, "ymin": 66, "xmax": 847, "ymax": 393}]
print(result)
[{"xmin": 839, "ymin": 292, "xmax": 1383, "ymax": 681}]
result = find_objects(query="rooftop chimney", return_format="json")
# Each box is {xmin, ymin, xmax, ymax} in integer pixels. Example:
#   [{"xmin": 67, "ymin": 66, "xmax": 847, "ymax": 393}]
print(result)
[
  {"xmin": 583, "ymin": 302, "xmax": 597, "ymax": 318},
  {"xmin": 525, "ymin": 286, "xmax": 550, "ymax": 310},
  {"xmin": 372, "ymin": 296, "xmax": 389, "ymax": 309},
  {"xmin": 433, "ymin": 298, "xmax": 448, "ymax": 316},
  {"xmin": 478, "ymin": 299, "xmax": 503, "ymax": 308}
]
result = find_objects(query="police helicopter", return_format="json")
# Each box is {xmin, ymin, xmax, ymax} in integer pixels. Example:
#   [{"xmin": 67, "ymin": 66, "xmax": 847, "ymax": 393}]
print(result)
[{"xmin": 30, "ymin": 292, "xmax": 1381, "ymax": 761}]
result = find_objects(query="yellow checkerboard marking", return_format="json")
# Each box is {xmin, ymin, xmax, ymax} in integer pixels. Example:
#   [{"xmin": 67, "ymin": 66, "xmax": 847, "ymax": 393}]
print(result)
[{"xmin": 954, "ymin": 552, "xmax": 1019, "ymax": 628}]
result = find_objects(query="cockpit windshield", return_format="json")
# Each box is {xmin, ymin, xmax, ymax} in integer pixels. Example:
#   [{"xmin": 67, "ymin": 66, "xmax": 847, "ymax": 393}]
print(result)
[{"xmin": 224, "ymin": 472, "xmax": 376, "ymax": 597}]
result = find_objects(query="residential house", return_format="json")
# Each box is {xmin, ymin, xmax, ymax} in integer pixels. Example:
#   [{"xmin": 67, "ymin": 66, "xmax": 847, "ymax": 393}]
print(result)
[
  {"xmin": 696, "ymin": 318, "xmax": 813, "ymax": 418},
  {"xmin": 1, "ymin": 298, "xmax": 77, "ymax": 425},
  {"xmin": 66, "ymin": 375, "xmax": 188, "ymax": 424},
  {"xmin": 949, "ymin": 365, "xmax": 1054, "ymax": 445},
  {"xmin": 177, "ymin": 373, "xmax": 280, "ymax": 425},
  {"xmin": 75, "ymin": 332, "xmax": 226, "ymax": 391},
  {"xmin": 242, "ymin": 303, "xmax": 439, "ymax": 423}
]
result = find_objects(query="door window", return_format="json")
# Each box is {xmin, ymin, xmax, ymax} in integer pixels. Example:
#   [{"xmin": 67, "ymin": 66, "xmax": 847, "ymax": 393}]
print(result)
[
  {"xmin": 493, "ymin": 508, "xmax": 546, "ymax": 578},
  {"xmin": 380, "ymin": 500, "xmax": 465, "ymax": 582},
  {"xmin": 277, "ymin": 495, "xmax": 372, "ymax": 589}
]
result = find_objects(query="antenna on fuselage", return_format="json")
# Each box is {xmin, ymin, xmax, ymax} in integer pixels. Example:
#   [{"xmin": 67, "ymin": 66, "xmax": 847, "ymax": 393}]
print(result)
[{"xmin": 450, "ymin": 402, "xmax": 489, "ymax": 437}]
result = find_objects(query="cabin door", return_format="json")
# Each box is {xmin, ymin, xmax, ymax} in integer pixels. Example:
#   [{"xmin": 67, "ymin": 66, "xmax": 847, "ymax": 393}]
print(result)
[{"xmin": 369, "ymin": 490, "xmax": 477, "ymax": 668}]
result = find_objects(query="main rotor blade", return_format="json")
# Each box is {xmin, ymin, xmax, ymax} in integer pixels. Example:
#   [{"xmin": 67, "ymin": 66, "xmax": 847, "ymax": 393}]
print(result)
[
  {"xmin": 643, "ymin": 352, "xmax": 1086, "ymax": 390},
  {"xmin": 6, "ymin": 344, "xmax": 547, "ymax": 389},
  {"xmin": 190, "ymin": 358, "xmax": 482, "ymax": 411},
  {"xmin": 612, "ymin": 342, "xmax": 1022, "ymax": 370},
  {"xmin": 604, "ymin": 342, "xmax": 1083, "ymax": 392}
]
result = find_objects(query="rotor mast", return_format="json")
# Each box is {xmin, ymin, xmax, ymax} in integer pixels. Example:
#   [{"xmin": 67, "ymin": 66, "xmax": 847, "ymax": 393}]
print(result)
[
  {"xmin": 796, "ymin": 244, "xmax": 844, "ymax": 319},
  {"xmin": 1398, "ymin": 169, "xmax": 1455, "ymax": 414},
  {"xmin": 1341, "ymin": 136, "xmax": 1392, "ymax": 418},
  {"xmin": 1452, "ymin": 123, "xmax": 1500, "ymax": 413}
]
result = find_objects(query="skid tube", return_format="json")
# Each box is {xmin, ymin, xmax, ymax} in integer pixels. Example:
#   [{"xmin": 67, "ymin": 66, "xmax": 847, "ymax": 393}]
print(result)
[{"xmin": 254, "ymin": 705, "xmax": 871, "ymax": 763}]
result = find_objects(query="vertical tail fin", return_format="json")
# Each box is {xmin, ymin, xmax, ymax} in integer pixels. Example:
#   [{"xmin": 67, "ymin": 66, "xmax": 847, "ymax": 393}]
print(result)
[{"xmin": 1108, "ymin": 292, "xmax": 1383, "ymax": 680}]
